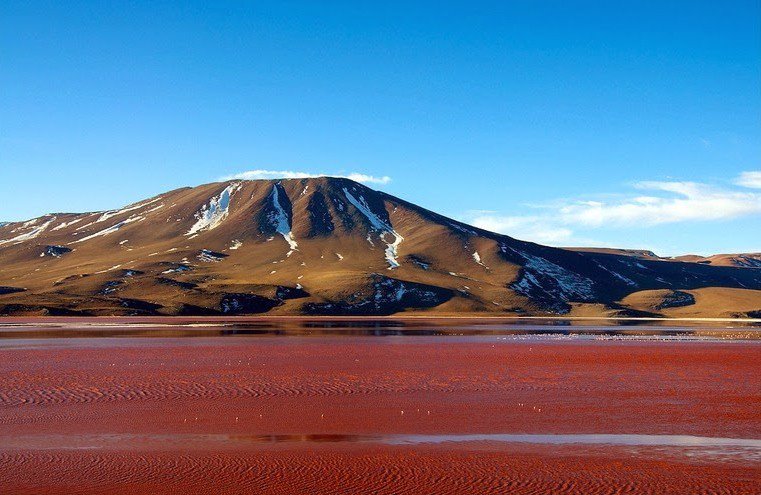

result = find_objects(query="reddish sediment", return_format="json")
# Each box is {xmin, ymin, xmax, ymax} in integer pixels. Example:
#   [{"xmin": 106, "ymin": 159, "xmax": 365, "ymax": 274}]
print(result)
[{"xmin": 1, "ymin": 335, "xmax": 759, "ymax": 494}]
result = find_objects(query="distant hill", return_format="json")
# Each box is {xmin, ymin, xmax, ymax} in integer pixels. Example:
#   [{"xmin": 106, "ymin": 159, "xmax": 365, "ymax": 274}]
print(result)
[
  {"xmin": 673, "ymin": 253, "xmax": 761, "ymax": 268},
  {"xmin": 564, "ymin": 247, "xmax": 661, "ymax": 259},
  {"xmin": 1, "ymin": 177, "xmax": 759, "ymax": 318}
]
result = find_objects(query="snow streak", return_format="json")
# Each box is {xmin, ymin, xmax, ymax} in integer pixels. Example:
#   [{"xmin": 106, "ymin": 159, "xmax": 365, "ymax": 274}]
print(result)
[
  {"xmin": 0, "ymin": 217, "xmax": 56, "ymax": 246},
  {"xmin": 187, "ymin": 183, "xmax": 241, "ymax": 235},
  {"xmin": 343, "ymin": 188, "xmax": 403, "ymax": 269},
  {"xmin": 267, "ymin": 184, "xmax": 298, "ymax": 256}
]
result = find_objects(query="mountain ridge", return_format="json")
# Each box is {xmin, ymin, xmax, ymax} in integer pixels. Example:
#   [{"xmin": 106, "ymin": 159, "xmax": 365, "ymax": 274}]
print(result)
[{"xmin": 1, "ymin": 177, "xmax": 759, "ymax": 318}]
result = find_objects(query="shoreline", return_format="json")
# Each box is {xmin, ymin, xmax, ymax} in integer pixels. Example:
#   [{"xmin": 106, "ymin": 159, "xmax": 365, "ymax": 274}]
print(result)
[{"xmin": 1, "ymin": 314, "xmax": 760, "ymax": 324}]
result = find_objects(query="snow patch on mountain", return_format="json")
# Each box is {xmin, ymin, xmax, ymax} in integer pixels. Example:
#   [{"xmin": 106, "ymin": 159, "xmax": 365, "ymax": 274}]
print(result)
[
  {"xmin": 41, "ymin": 245, "xmax": 72, "ymax": 258},
  {"xmin": 16, "ymin": 218, "xmax": 40, "ymax": 231},
  {"xmin": 187, "ymin": 183, "xmax": 241, "ymax": 235},
  {"xmin": 96, "ymin": 197, "xmax": 163, "ymax": 224},
  {"xmin": 374, "ymin": 277, "xmax": 410, "ymax": 303},
  {"xmin": 71, "ymin": 215, "xmax": 143, "ymax": 243},
  {"xmin": 143, "ymin": 203, "xmax": 165, "ymax": 215},
  {"xmin": 162, "ymin": 264, "xmax": 192, "ymax": 274},
  {"xmin": 305, "ymin": 276, "xmax": 449, "ymax": 315},
  {"xmin": 734, "ymin": 256, "xmax": 761, "ymax": 268},
  {"xmin": 448, "ymin": 222, "xmax": 478, "ymax": 236},
  {"xmin": 266, "ymin": 184, "xmax": 298, "ymax": 255},
  {"xmin": 198, "ymin": 249, "xmax": 228, "ymax": 263},
  {"xmin": 95, "ymin": 264, "xmax": 122, "ymax": 274},
  {"xmin": 594, "ymin": 261, "xmax": 637, "ymax": 286},
  {"xmin": 503, "ymin": 245, "xmax": 595, "ymax": 305},
  {"xmin": 472, "ymin": 251, "xmax": 489, "ymax": 269},
  {"xmin": 343, "ymin": 188, "xmax": 403, "ymax": 269},
  {"xmin": 410, "ymin": 257, "xmax": 430, "ymax": 270},
  {"xmin": 51, "ymin": 218, "xmax": 84, "ymax": 231},
  {"xmin": 0, "ymin": 217, "xmax": 56, "ymax": 246}
]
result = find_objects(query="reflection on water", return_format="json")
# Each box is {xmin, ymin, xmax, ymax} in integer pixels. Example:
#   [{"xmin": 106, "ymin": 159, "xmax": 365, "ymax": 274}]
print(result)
[
  {"xmin": 385, "ymin": 433, "xmax": 761, "ymax": 448},
  {"xmin": 210, "ymin": 433, "xmax": 761, "ymax": 449},
  {"xmin": 4, "ymin": 433, "xmax": 760, "ymax": 461},
  {"xmin": 0, "ymin": 319, "xmax": 759, "ymax": 341}
]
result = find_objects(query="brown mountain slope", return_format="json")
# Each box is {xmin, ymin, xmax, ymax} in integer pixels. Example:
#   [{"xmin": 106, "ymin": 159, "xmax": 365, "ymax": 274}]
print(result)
[
  {"xmin": 565, "ymin": 247, "xmax": 661, "ymax": 259},
  {"xmin": 1, "ymin": 177, "xmax": 759, "ymax": 317},
  {"xmin": 568, "ymin": 247, "xmax": 761, "ymax": 269},
  {"xmin": 673, "ymin": 253, "xmax": 761, "ymax": 268}
]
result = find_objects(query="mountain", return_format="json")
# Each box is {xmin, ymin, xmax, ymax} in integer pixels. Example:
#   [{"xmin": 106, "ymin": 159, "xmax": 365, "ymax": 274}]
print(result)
[
  {"xmin": 1, "ymin": 177, "xmax": 760, "ymax": 318},
  {"xmin": 672, "ymin": 253, "xmax": 761, "ymax": 268},
  {"xmin": 565, "ymin": 247, "xmax": 662, "ymax": 259},
  {"xmin": 569, "ymin": 247, "xmax": 761, "ymax": 269}
]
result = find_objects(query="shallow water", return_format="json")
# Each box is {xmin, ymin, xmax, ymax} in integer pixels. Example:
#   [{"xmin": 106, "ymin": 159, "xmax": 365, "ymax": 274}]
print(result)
[
  {"xmin": 1, "ymin": 318, "xmax": 760, "ymax": 341},
  {"xmin": 1, "ymin": 320, "xmax": 760, "ymax": 494},
  {"xmin": 6, "ymin": 432, "xmax": 760, "ymax": 449}
]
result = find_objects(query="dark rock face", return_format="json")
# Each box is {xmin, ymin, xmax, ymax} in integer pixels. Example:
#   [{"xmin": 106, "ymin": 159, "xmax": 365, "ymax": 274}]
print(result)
[
  {"xmin": 100, "ymin": 270, "xmax": 146, "ymax": 295},
  {"xmin": 159, "ymin": 263, "xmax": 192, "ymax": 274},
  {"xmin": 220, "ymin": 293, "xmax": 281, "ymax": 314},
  {"xmin": 0, "ymin": 304, "xmax": 90, "ymax": 316},
  {"xmin": 276, "ymin": 286, "xmax": 309, "ymax": 300},
  {"xmin": 99, "ymin": 280, "xmax": 122, "ymax": 295},
  {"xmin": 655, "ymin": 290, "xmax": 696, "ymax": 310},
  {"xmin": 734, "ymin": 256, "xmax": 761, "ymax": 268},
  {"xmin": 120, "ymin": 299, "xmax": 163, "ymax": 312},
  {"xmin": 303, "ymin": 276, "xmax": 452, "ymax": 316},
  {"xmin": 504, "ymin": 245, "xmax": 595, "ymax": 314},
  {"xmin": 156, "ymin": 277, "xmax": 198, "ymax": 290},
  {"xmin": 52, "ymin": 274, "xmax": 90, "ymax": 286},
  {"xmin": 307, "ymin": 191, "xmax": 334, "ymax": 237},
  {"xmin": 328, "ymin": 193, "xmax": 355, "ymax": 231},
  {"xmin": 0, "ymin": 286, "xmax": 26, "ymax": 295},
  {"xmin": 42, "ymin": 245, "xmax": 72, "ymax": 258},
  {"xmin": 258, "ymin": 183, "xmax": 293, "ymax": 237},
  {"xmin": 341, "ymin": 182, "xmax": 394, "ymax": 229},
  {"xmin": 407, "ymin": 255, "xmax": 431, "ymax": 270},
  {"xmin": 197, "ymin": 250, "xmax": 228, "ymax": 263},
  {"xmin": 176, "ymin": 304, "xmax": 219, "ymax": 316}
]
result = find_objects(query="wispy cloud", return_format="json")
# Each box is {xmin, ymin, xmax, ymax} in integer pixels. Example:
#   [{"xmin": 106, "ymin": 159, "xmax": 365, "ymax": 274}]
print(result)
[
  {"xmin": 466, "ymin": 213, "xmax": 576, "ymax": 244},
  {"xmin": 220, "ymin": 169, "xmax": 391, "ymax": 185},
  {"xmin": 735, "ymin": 170, "xmax": 761, "ymax": 189},
  {"xmin": 558, "ymin": 180, "xmax": 761, "ymax": 227},
  {"xmin": 464, "ymin": 172, "xmax": 761, "ymax": 247},
  {"xmin": 343, "ymin": 173, "xmax": 392, "ymax": 184}
]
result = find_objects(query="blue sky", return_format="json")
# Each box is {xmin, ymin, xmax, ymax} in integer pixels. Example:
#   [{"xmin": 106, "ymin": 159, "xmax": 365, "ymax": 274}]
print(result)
[{"xmin": 1, "ymin": 1, "xmax": 759, "ymax": 256}]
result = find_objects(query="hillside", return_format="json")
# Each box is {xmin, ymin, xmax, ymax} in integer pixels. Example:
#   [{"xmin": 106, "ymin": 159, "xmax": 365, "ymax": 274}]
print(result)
[{"xmin": 1, "ymin": 177, "xmax": 760, "ymax": 318}]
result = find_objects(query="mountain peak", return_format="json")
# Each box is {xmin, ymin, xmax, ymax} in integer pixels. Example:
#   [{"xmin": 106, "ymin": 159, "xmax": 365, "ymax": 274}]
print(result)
[{"xmin": 0, "ymin": 180, "xmax": 759, "ymax": 317}]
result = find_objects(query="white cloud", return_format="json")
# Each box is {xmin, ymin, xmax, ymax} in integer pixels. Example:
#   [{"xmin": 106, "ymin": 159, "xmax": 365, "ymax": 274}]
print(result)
[
  {"xmin": 220, "ymin": 169, "xmax": 391, "ymax": 185},
  {"xmin": 735, "ymin": 171, "xmax": 761, "ymax": 189},
  {"xmin": 557, "ymin": 181, "xmax": 761, "ymax": 227},
  {"xmin": 343, "ymin": 173, "xmax": 392, "ymax": 184},
  {"xmin": 469, "ymin": 214, "xmax": 575, "ymax": 244},
  {"xmin": 463, "ymin": 173, "xmax": 761, "ymax": 247}
]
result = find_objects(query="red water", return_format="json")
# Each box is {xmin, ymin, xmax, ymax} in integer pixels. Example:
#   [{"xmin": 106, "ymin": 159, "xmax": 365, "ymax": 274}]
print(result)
[{"xmin": 1, "ymin": 334, "xmax": 759, "ymax": 494}]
